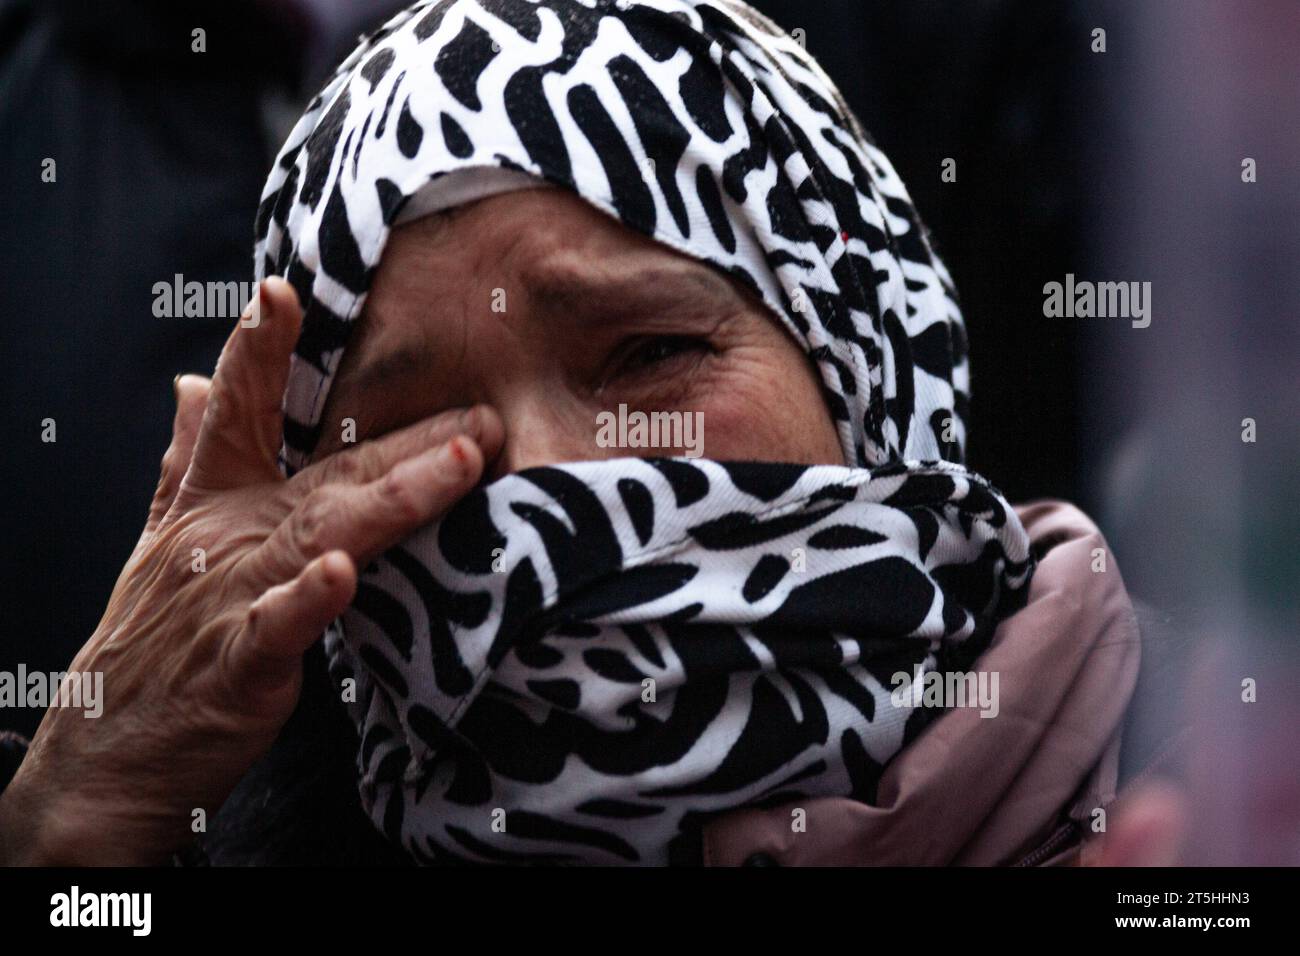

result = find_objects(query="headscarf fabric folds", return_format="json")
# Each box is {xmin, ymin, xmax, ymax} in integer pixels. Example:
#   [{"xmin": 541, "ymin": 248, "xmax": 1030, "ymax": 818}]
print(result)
[{"xmin": 254, "ymin": 0, "xmax": 1033, "ymax": 864}]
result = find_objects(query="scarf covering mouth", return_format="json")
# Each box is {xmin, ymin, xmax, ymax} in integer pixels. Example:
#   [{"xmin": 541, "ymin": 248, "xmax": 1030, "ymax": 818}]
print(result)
[{"xmin": 253, "ymin": 0, "xmax": 1034, "ymax": 864}]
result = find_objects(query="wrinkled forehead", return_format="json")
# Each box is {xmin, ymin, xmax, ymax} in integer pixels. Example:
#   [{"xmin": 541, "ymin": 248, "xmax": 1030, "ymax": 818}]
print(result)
[{"xmin": 258, "ymin": 0, "xmax": 968, "ymax": 476}]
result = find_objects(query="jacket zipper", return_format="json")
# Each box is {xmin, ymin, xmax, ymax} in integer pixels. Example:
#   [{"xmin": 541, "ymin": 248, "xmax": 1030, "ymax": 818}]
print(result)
[{"xmin": 1014, "ymin": 820, "xmax": 1081, "ymax": 867}]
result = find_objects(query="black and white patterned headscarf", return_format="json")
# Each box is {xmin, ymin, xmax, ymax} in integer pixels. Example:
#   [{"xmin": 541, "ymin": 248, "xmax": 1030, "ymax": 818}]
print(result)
[{"xmin": 254, "ymin": 0, "xmax": 1033, "ymax": 864}]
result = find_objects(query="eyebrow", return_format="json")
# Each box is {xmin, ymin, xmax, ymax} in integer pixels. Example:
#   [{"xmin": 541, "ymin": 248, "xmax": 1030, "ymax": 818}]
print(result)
[{"xmin": 528, "ymin": 262, "xmax": 739, "ymax": 318}]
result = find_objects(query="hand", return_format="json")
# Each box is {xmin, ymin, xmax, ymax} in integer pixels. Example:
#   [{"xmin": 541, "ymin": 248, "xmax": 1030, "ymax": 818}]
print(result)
[{"xmin": 0, "ymin": 278, "xmax": 503, "ymax": 865}]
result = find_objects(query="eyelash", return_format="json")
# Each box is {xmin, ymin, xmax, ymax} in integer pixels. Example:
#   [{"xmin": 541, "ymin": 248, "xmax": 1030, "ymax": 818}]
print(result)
[{"xmin": 617, "ymin": 335, "xmax": 713, "ymax": 375}]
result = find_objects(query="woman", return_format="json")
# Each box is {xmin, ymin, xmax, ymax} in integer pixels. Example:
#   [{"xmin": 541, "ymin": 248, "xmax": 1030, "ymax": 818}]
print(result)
[{"xmin": 0, "ymin": 0, "xmax": 1160, "ymax": 865}]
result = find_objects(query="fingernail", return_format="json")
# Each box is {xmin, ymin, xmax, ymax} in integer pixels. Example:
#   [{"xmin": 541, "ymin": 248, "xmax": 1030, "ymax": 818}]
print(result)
[
  {"xmin": 242, "ymin": 281, "xmax": 267, "ymax": 328},
  {"xmin": 438, "ymin": 436, "xmax": 470, "ymax": 476},
  {"xmin": 458, "ymin": 406, "xmax": 479, "ymax": 434},
  {"xmin": 172, "ymin": 374, "xmax": 181, "ymax": 402}
]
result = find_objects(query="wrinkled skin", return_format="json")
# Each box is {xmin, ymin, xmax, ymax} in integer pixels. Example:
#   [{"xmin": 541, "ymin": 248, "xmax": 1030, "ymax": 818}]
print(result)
[
  {"xmin": 0, "ymin": 279, "xmax": 502, "ymax": 864},
  {"xmin": 312, "ymin": 189, "xmax": 844, "ymax": 470},
  {"xmin": 0, "ymin": 191, "xmax": 842, "ymax": 865},
  {"xmin": 0, "ymin": 190, "xmax": 1182, "ymax": 866}
]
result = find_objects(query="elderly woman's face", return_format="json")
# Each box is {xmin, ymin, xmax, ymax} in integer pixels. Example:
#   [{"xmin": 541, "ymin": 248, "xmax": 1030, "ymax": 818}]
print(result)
[{"xmin": 314, "ymin": 188, "xmax": 844, "ymax": 474}]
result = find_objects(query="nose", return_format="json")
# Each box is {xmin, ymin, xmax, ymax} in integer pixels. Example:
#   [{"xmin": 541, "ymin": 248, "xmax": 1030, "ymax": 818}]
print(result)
[{"xmin": 487, "ymin": 396, "xmax": 610, "ymax": 479}]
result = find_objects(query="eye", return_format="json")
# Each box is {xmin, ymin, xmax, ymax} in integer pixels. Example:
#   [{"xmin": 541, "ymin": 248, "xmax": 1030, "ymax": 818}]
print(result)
[{"xmin": 618, "ymin": 335, "xmax": 712, "ymax": 374}]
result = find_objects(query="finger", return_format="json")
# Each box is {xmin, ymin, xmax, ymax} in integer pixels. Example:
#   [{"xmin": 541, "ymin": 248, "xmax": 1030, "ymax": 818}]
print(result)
[
  {"xmin": 147, "ymin": 374, "xmax": 212, "ymax": 531},
  {"xmin": 227, "ymin": 550, "xmax": 357, "ymax": 694},
  {"xmin": 250, "ymin": 434, "xmax": 486, "ymax": 585},
  {"xmin": 298, "ymin": 402, "xmax": 505, "ymax": 492},
  {"xmin": 188, "ymin": 277, "xmax": 302, "ymax": 491}
]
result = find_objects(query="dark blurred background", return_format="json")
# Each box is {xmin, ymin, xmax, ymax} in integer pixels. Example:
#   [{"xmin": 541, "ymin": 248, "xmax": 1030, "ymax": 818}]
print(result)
[{"xmin": 1, "ymin": 0, "xmax": 1296, "ymax": 739}]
